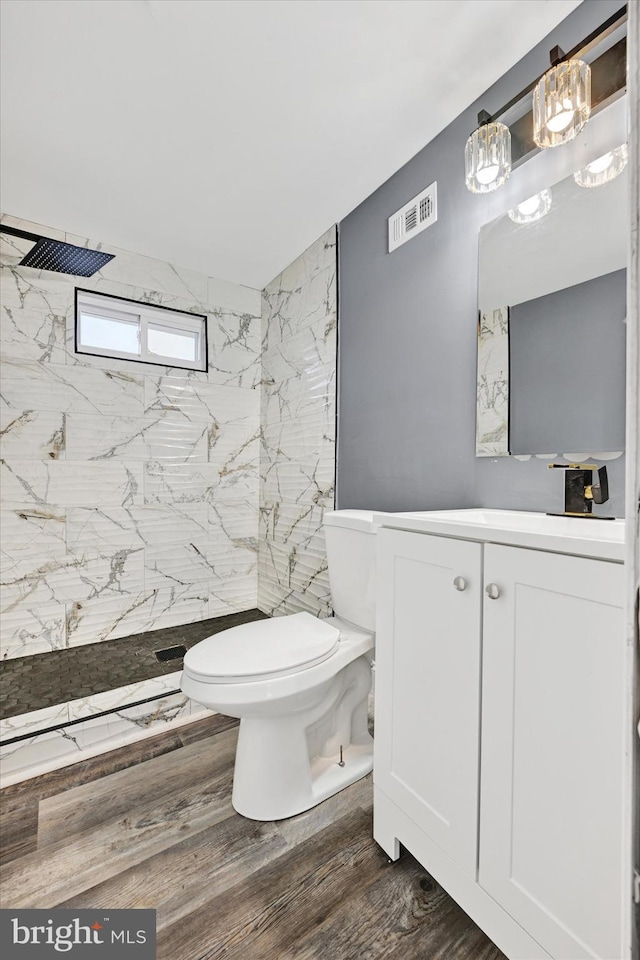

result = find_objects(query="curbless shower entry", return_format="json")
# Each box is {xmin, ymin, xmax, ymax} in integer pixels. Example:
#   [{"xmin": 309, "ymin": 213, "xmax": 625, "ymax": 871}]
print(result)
[{"xmin": 0, "ymin": 610, "xmax": 268, "ymax": 782}]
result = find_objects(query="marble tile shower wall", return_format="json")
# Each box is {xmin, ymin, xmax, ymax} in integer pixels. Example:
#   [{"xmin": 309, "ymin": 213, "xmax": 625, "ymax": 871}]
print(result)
[
  {"xmin": 258, "ymin": 227, "xmax": 337, "ymax": 617},
  {"xmin": 0, "ymin": 215, "xmax": 262, "ymax": 662}
]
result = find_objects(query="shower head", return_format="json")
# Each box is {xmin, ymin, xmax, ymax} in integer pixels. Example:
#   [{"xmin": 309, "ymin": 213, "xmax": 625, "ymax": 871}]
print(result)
[{"xmin": 0, "ymin": 224, "xmax": 115, "ymax": 277}]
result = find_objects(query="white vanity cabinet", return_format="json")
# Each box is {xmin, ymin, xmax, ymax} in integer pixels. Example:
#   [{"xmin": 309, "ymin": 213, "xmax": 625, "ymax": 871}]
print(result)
[
  {"xmin": 374, "ymin": 529, "xmax": 483, "ymax": 878},
  {"xmin": 373, "ymin": 517, "xmax": 628, "ymax": 960}
]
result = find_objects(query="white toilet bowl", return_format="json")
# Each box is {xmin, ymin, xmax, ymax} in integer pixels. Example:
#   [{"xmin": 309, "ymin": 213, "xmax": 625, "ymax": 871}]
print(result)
[
  {"xmin": 181, "ymin": 612, "xmax": 374, "ymax": 821},
  {"xmin": 181, "ymin": 508, "xmax": 382, "ymax": 821}
]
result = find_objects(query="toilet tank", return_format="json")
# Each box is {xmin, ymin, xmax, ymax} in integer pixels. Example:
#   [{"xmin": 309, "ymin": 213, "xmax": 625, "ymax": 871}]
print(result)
[{"xmin": 324, "ymin": 510, "xmax": 381, "ymax": 632}]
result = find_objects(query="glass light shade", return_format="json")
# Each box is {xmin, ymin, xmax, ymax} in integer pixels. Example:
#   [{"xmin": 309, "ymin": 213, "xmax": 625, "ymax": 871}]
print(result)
[
  {"xmin": 533, "ymin": 59, "xmax": 591, "ymax": 148},
  {"xmin": 508, "ymin": 189, "xmax": 553, "ymax": 224},
  {"xmin": 574, "ymin": 144, "xmax": 628, "ymax": 188},
  {"xmin": 465, "ymin": 122, "xmax": 511, "ymax": 194}
]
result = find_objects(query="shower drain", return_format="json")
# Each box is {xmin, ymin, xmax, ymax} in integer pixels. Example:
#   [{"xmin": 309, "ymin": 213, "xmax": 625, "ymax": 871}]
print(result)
[{"xmin": 154, "ymin": 644, "xmax": 187, "ymax": 663}]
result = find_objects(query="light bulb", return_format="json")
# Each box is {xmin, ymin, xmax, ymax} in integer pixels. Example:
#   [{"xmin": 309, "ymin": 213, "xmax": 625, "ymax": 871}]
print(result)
[
  {"xmin": 518, "ymin": 196, "xmax": 542, "ymax": 215},
  {"xmin": 476, "ymin": 164, "xmax": 499, "ymax": 185},
  {"xmin": 508, "ymin": 189, "xmax": 552, "ymax": 224},
  {"xmin": 586, "ymin": 152, "xmax": 614, "ymax": 174},
  {"xmin": 574, "ymin": 144, "xmax": 627, "ymax": 188},
  {"xmin": 546, "ymin": 108, "xmax": 575, "ymax": 132}
]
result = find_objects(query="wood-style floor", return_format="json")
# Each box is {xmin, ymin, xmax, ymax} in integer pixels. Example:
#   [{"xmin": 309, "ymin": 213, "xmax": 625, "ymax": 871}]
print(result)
[{"xmin": 0, "ymin": 715, "xmax": 506, "ymax": 960}]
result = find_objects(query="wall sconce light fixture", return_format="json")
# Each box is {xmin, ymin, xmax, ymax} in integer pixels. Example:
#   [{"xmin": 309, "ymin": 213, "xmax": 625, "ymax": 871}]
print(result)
[
  {"xmin": 508, "ymin": 189, "xmax": 553, "ymax": 224},
  {"xmin": 465, "ymin": 112, "xmax": 511, "ymax": 194},
  {"xmin": 574, "ymin": 143, "xmax": 628, "ymax": 188}
]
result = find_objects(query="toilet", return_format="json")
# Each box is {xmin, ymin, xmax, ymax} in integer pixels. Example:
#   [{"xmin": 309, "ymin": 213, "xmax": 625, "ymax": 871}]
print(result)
[{"xmin": 180, "ymin": 509, "xmax": 380, "ymax": 821}]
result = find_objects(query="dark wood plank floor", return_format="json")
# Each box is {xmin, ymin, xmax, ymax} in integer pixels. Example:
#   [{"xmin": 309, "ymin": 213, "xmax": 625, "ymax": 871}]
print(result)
[{"xmin": 0, "ymin": 715, "xmax": 506, "ymax": 960}]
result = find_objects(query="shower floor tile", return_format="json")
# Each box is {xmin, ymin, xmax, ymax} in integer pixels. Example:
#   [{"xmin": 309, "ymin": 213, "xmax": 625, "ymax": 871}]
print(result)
[{"xmin": 0, "ymin": 609, "xmax": 268, "ymax": 720}]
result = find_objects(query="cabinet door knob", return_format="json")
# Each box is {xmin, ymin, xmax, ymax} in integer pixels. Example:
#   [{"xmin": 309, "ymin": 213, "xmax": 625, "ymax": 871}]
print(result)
[
  {"xmin": 485, "ymin": 583, "xmax": 501, "ymax": 600},
  {"xmin": 453, "ymin": 577, "xmax": 467, "ymax": 592}
]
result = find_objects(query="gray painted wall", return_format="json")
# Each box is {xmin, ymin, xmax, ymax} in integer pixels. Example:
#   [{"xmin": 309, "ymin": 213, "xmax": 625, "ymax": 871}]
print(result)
[
  {"xmin": 337, "ymin": 0, "xmax": 627, "ymax": 517},
  {"xmin": 509, "ymin": 268, "xmax": 627, "ymax": 455}
]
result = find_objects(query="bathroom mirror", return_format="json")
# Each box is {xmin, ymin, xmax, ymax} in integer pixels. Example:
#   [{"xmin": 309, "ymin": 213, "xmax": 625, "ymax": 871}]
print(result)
[{"xmin": 476, "ymin": 160, "xmax": 627, "ymax": 457}]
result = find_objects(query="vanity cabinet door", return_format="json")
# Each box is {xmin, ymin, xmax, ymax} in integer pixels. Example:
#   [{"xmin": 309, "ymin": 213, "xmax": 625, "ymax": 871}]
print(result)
[
  {"xmin": 479, "ymin": 544, "xmax": 626, "ymax": 960},
  {"xmin": 374, "ymin": 528, "xmax": 482, "ymax": 878}
]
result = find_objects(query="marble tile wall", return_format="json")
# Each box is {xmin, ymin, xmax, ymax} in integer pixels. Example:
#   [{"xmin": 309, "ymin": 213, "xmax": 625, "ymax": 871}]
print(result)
[
  {"xmin": 475, "ymin": 306, "xmax": 509, "ymax": 457},
  {"xmin": 258, "ymin": 227, "xmax": 337, "ymax": 617},
  {"xmin": 0, "ymin": 675, "xmax": 213, "ymax": 785},
  {"xmin": 1, "ymin": 215, "xmax": 262, "ymax": 661}
]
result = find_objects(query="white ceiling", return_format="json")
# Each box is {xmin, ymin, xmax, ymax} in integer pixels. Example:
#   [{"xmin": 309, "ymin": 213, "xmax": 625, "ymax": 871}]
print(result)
[{"xmin": 1, "ymin": 0, "xmax": 581, "ymax": 290}]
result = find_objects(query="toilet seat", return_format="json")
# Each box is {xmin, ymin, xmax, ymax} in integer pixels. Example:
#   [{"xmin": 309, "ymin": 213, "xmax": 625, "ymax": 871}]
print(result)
[{"xmin": 183, "ymin": 612, "xmax": 341, "ymax": 684}]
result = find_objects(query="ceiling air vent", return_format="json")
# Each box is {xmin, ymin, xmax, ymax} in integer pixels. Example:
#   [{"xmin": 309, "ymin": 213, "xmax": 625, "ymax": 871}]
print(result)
[{"xmin": 388, "ymin": 181, "xmax": 437, "ymax": 253}]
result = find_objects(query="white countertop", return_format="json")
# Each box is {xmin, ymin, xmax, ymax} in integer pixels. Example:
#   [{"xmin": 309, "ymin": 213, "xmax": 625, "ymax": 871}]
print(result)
[{"xmin": 374, "ymin": 508, "xmax": 625, "ymax": 563}]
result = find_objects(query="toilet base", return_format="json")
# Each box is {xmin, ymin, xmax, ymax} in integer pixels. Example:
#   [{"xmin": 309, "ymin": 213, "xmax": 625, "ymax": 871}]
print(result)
[
  {"xmin": 308, "ymin": 740, "xmax": 373, "ymax": 805},
  {"xmin": 232, "ymin": 736, "xmax": 373, "ymax": 821},
  {"xmin": 230, "ymin": 653, "xmax": 374, "ymax": 821}
]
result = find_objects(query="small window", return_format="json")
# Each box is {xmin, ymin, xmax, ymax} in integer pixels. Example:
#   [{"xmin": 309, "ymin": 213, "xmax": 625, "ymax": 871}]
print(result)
[{"xmin": 75, "ymin": 289, "xmax": 207, "ymax": 371}]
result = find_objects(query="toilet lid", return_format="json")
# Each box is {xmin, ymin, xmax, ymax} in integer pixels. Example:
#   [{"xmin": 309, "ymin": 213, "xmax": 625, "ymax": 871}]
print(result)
[{"xmin": 183, "ymin": 612, "xmax": 341, "ymax": 683}]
